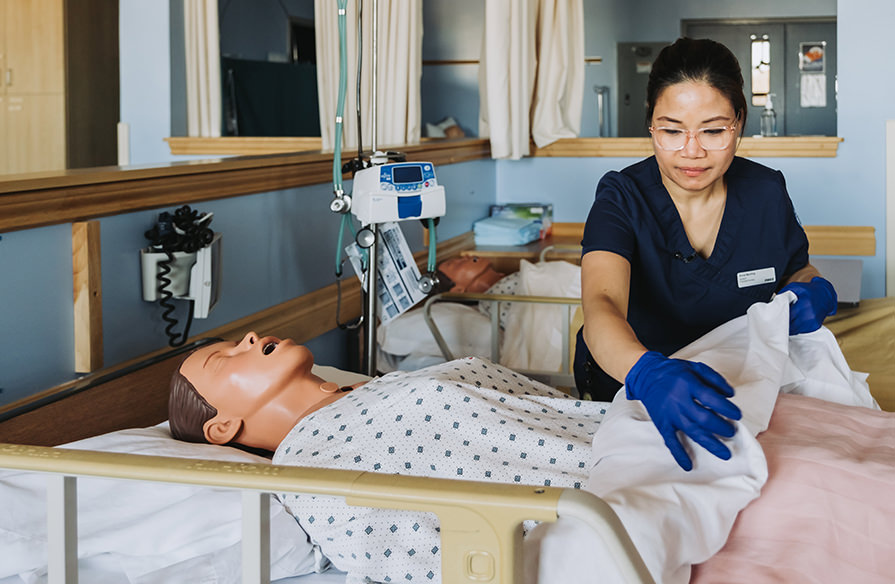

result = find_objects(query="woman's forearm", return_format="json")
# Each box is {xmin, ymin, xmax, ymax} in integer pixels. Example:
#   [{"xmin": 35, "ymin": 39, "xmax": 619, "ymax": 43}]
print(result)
[
  {"xmin": 782, "ymin": 262, "xmax": 822, "ymax": 286},
  {"xmin": 582, "ymin": 295, "xmax": 648, "ymax": 385}
]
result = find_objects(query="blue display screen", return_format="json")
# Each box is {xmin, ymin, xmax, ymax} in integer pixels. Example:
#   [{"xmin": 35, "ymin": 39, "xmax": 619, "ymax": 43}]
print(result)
[{"xmin": 392, "ymin": 165, "xmax": 423, "ymax": 183}]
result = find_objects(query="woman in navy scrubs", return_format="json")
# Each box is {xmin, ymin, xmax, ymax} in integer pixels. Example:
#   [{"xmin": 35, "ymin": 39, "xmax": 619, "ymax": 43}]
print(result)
[{"xmin": 574, "ymin": 38, "xmax": 838, "ymax": 470}]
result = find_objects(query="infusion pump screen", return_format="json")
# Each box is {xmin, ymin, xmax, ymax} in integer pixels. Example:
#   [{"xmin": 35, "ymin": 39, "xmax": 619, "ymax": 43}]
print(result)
[{"xmin": 392, "ymin": 165, "xmax": 423, "ymax": 183}]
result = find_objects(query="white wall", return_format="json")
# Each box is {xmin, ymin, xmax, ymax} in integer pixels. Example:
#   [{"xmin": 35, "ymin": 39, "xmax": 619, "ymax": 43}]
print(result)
[{"xmin": 119, "ymin": 0, "xmax": 178, "ymax": 166}]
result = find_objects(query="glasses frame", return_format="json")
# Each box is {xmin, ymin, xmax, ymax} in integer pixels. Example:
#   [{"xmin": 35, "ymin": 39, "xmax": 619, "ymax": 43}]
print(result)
[{"xmin": 648, "ymin": 123, "xmax": 740, "ymax": 152}]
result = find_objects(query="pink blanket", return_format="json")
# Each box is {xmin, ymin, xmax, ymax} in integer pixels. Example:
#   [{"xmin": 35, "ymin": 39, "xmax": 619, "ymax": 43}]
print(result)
[{"xmin": 691, "ymin": 393, "xmax": 895, "ymax": 583}]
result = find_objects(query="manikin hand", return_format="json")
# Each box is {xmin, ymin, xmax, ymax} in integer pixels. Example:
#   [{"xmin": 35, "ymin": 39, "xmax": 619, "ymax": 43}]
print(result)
[
  {"xmin": 778, "ymin": 277, "xmax": 838, "ymax": 335},
  {"xmin": 625, "ymin": 351, "xmax": 742, "ymax": 471}
]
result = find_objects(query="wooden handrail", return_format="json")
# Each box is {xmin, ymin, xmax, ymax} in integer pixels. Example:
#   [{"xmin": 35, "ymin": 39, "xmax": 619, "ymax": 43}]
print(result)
[{"xmin": 0, "ymin": 139, "xmax": 491, "ymax": 233}]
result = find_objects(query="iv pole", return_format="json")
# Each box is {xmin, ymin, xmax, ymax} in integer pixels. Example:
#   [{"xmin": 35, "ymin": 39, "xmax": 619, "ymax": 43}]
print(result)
[{"xmin": 362, "ymin": 0, "xmax": 379, "ymax": 377}]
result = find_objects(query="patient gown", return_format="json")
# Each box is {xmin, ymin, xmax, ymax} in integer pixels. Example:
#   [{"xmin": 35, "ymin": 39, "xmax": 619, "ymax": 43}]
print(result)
[{"xmin": 273, "ymin": 357, "xmax": 608, "ymax": 583}]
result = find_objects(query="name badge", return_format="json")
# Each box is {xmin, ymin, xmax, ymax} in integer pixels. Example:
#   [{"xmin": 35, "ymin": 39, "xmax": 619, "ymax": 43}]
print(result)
[{"xmin": 737, "ymin": 267, "xmax": 776, "ymax": 288}]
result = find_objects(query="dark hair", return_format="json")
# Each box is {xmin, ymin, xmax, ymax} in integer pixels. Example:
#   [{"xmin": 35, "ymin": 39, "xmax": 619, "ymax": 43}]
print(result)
[
  {"xmin": 431, "ymin": 268, "xmax": 456, "ymax": 295},
  {"xmin": 646, "ymin": 37, "xmax": 747, "ymax": 130},
  {"xmin": 168, "ymin": 360, "xmax": 216, "ymax": 444}
]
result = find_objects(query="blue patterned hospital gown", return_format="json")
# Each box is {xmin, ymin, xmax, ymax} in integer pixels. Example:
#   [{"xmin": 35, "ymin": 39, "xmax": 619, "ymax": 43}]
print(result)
[{"xmin": 273, "ymin": 357, "xmax": 607, "ymax": 583}]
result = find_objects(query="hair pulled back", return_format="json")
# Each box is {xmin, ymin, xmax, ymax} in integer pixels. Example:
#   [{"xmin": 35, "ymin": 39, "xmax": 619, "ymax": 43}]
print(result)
[{"xmin": 646, "ymin": 37, "xmax": 747, "ymax": 130}]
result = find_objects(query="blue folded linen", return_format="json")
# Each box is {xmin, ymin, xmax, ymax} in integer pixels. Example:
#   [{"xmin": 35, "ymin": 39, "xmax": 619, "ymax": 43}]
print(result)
[{"xmin": 473, "ymin": 215, "xmax": 542, "ymax": 246}]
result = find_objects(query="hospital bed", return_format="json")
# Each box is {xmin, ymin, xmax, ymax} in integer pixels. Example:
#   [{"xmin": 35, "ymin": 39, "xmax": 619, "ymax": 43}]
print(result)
[
  {"xmin": 0, "ymin": 350, "xmax": 650, "ymax": 584},
  {"xmin": 378, "ymin": 252, "xmax": 584, "ymax": 391}
]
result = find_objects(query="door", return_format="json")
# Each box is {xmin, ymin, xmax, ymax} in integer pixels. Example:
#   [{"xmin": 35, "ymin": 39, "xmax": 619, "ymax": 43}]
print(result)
[
  {"xmin": 784, "ymin": 22, "xmax": 837, "ymax": 136},
  {"xmin": 617, "ymin": 42, "xmax": 671, "ymax": 137},
  {"xmin": 684, "ymin": 20, "xmax": 837, "ymax": 137}
]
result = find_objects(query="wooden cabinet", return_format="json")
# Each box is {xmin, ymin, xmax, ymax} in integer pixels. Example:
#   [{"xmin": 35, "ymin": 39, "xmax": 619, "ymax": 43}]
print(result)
[
  {"xmin": 0, "ymin": 96, "xmax": 7, "ymax": 175},
  {"xmin": 1, "ymin": 0, "xmax": 117, "ymax": 174},
  {"xmin": 6, "ymin": 94, "xmax": 65, "ymax": 173},
  {"xmin": 5, "ymin": 0, "xmax": 65, "ymax": 95}
]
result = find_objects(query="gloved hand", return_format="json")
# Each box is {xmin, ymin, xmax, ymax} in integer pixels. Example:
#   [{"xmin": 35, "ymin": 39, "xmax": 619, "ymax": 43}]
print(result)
[
  {"xmin": 778, "ymin": 276, "xmax": 837, "ymax": 335},
  {"xmin": 625, "ymin": 351, "xmax": 742, "ymax": 471}
]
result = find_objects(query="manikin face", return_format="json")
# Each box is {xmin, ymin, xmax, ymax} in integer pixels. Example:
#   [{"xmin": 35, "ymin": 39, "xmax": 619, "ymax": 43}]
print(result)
[
  {"xmin": 180, "ymin": 331, "xmax": 342, "ymax": 450},
  {"xmin": 439, "ymin": 256, "xmax": 504, "ymax": 293},
  {"xmin": 650, "ymin": 81, "xmax": 740, "ymax": 199}
]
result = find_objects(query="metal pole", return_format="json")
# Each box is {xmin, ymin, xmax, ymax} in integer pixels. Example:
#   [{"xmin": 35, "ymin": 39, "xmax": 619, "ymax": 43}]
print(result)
[
  {"xmin": 364, "ymin": 225, "xmax": 378, "ymax": 376},
  {"xmin": 363, "ymin": 0, "xmax": 380, "ymax": 376},
  {"xmin": 371, "ymin": 0, "xmax": 378, "ymax": 153}
]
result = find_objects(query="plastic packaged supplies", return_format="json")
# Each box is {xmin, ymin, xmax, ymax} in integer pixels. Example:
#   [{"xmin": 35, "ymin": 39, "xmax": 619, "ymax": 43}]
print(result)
[{"xmin": 473, "ymin": 215, "xmax": 542, "ymax": 246}]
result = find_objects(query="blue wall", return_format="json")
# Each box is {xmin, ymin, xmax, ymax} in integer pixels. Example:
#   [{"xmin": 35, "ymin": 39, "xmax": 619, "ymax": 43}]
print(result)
[{"xmin": 0, "ymin": 158, "xmax": 496, "ymax": 407}]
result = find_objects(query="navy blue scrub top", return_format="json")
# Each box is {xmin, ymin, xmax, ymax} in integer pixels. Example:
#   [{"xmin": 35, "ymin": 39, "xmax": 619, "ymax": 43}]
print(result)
[{"xmin": 575, "ymin": 156, "xmax": 809, "ymax": 398}]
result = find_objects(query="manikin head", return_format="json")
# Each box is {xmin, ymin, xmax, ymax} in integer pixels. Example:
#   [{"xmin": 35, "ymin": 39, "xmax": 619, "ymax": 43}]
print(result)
[
  {"xmin": 436, "ymin": 256, "xmax": 504, "ymax": 293},
  {"xmin": 168, "ymin": 332, "xmax": 349, "ymax": 452}
]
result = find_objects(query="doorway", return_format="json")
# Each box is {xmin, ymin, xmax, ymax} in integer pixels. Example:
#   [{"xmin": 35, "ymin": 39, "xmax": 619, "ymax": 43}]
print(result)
[
  {"xmin": 616, "ymin": 42, "xmax": 671, "ymax": 137},
  {"xmin": 683, "ymin": 19, "xmax": 837, "ymax": 137}
]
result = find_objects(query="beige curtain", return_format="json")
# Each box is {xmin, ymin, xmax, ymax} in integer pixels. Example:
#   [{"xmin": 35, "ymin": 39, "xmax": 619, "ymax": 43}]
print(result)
[
  {"xmin": 184, "ymin": 0, "xmax": 222, "ymax": 138},
  {"xmin": 478, "ymin": 0, "xmax": 538, "ymax": 160},
  {"xmin": 531, "ymin": 0, "xmax": 585, "ymax": 147},
  {"xmin": 479, "ymin": 0, "xmax": 584, "ymax": 159},
  {"xmin": 315, "ymin": 0, "xmax": 422, "ymax": 151}
]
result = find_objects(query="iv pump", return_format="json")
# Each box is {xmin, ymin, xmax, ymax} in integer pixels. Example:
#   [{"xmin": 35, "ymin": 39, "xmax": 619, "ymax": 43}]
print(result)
[{"xmin": 760, "ymin": 93, "xmax": 778, "ymax": 137}]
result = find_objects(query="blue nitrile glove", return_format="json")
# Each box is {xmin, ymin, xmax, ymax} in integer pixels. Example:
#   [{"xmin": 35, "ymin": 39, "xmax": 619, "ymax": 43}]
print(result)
[
  {"xmin": 625, "ymin": 351, "xmax": 742, "ymax": 471},
  {"xmin": 778, "ymin": 276, "xmax": 837, "ymax": 335}
]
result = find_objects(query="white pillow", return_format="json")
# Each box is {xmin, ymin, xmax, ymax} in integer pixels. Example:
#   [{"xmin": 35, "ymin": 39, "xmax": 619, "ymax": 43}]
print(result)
[{"xmin": 0, "ymin": 423, "xmax": 317, "ymax": 583}]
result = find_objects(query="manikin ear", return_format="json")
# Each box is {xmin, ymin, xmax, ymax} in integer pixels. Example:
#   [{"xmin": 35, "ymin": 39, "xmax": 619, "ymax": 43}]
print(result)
[{"xmin": 203, "ymin": 415, "xmax": 244, "ymax": 445}]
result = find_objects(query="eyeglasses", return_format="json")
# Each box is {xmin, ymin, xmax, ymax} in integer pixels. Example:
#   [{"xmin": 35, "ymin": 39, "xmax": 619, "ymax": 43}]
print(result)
[{"xmin": 649, "ymin": 124, "xmax": 739, "ymax": 151}]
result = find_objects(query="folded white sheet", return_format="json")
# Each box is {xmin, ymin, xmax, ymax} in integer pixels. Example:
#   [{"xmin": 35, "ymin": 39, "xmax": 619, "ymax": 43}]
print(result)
[{"xmin": 527, "ymin": 292, "xmax": 875, "ymax": 584}]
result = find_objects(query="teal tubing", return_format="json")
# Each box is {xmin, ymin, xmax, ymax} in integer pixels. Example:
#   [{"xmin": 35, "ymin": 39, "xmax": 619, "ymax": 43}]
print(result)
[
  {"xmin": 333, "ymin": 0, "xmax": 349, "ymax": 193},
  {"xmin": 333, "ymin": 0, "xmax": 353, "ymax": 276},
  {"xmin": 427, "ymin": 218, "xmax": 437, "ymax": 273}
]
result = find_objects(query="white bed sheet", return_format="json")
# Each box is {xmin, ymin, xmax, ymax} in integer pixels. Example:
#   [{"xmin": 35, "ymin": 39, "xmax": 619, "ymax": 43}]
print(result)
[{"xmin": 526, "ymin": 291, "xmax": 875, "ymax": 584}]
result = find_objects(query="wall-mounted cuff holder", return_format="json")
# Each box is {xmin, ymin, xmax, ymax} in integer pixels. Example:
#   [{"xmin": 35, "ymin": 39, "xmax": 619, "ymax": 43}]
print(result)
[
  {"xmin": 140, "ymin": 249, "xmax": 196, "ymax": 301},
  {"xmin": 140, "ymin": 233, "xmax": 222, "ymax": 319}
]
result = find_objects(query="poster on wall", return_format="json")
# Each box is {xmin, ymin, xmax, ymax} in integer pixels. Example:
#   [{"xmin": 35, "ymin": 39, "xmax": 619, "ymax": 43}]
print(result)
[
  {"xmin": 801, "ymin": 74, "xmax": 827, "ymax": 108},
  {"xmin": 799, "ymin": 42, "xmax": 826, "ymax": 73}
]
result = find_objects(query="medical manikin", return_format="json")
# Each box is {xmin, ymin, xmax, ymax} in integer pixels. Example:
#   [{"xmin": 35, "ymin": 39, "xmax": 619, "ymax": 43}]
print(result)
[
  {"xmin": 169, "ymin": 331, "xmax": 611, "ymax": 582},
  {"xmin": 434, "ymin": 256, "xmax": 505, "ymax": 294}
]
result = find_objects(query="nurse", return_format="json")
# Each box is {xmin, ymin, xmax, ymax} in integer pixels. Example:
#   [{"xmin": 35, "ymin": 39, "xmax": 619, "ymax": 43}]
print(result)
[{"xmin": 573, "ymin": 37, "xmax": 837, "ymax": 470}]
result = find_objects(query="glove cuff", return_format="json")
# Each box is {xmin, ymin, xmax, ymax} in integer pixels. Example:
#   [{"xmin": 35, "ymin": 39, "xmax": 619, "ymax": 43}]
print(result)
[{"xmin": 624, "ymin": 351, "xmax": 666, "ymax": 400}]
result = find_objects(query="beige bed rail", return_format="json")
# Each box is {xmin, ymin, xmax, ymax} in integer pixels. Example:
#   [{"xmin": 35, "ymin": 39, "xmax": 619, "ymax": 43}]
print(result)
[
  {"xmin": 424, "ymin": 292, "xmax": 582, "ymax": 389},
  {"xmin": 0, "ymin": 443, "xmax": 654, "ymax": 584}
]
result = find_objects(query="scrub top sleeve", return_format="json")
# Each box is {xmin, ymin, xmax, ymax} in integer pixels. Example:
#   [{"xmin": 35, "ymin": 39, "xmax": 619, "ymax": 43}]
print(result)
[{"xmin": 581, "ymin": 174, "xmax": 637, "ymax": 261}]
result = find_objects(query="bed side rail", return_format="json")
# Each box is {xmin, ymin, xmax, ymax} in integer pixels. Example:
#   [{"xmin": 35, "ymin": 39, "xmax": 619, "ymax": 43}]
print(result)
[
  {"xmin": 0, "ymin": 443, "xmax": 653, "ymax": 584},
  {"xmin": 423, "ymin": 292, "xmax": 582, "ymax": 388}
]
